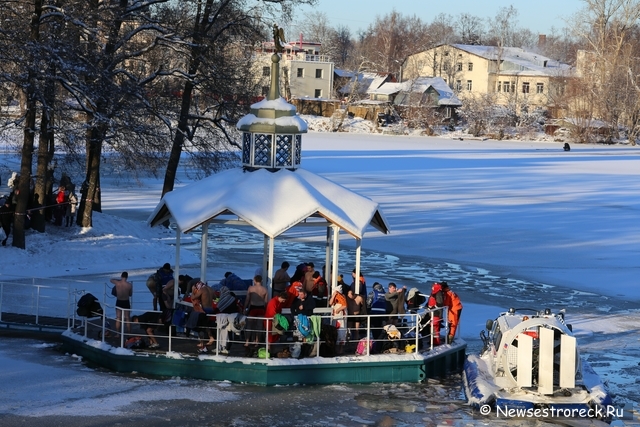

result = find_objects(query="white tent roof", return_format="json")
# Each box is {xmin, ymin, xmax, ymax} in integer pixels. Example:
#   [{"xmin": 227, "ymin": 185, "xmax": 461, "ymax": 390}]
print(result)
[{"xmin": 148, "ymin": 168, "xmax": 390, "ymax": 238}]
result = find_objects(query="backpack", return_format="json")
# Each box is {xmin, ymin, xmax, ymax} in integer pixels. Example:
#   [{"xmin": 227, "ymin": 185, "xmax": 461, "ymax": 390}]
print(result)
[
  {"xmin": 273, "ymin": 313, "xmax": 289, "ymax": 333},
  {"xmin": 295, "ymin": 314, "xmax": 311, "ymax": 338},
  {"xmin": 76, "ymin": 293, "xmax": 103, "ymax": 317},
  {"xmin": 356, "ymin": 337, "xmax": 374, "ymax": 355}
]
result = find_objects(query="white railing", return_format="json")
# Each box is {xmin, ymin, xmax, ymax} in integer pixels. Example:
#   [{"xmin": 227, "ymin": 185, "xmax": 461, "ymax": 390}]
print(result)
[
  {"xmin": 0, "ymin": 279, "xmax": 72, "ymax": 327},
  {"xmin": 69, "ymin": 286, "xmax": 450, "ymax": 357},
  {"xmin": 2, "ymin": 280, "xmax": 451, "ymax": 357}
]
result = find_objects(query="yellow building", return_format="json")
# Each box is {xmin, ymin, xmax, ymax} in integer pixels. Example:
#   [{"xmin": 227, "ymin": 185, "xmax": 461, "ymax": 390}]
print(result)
[{"xmin": 403, "ymin": 44, "xmax": 573, "ymax": 114}]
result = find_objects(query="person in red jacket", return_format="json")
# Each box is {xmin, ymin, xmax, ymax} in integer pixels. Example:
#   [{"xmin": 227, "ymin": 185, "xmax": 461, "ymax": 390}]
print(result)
[
  {"xmin": 427, "ymin": 282, "xmax": 445, "ymax": 346},
  {"xmin": 442, "ymin": 282, "xmax": 463, "ymax": 344},
  {"xmin": 265, "ymin": 292, "xmax": 287, "ymax": 344},
  {"xmin": 284, "ymin": 279, "xmax": 302, "ymax": 308}
]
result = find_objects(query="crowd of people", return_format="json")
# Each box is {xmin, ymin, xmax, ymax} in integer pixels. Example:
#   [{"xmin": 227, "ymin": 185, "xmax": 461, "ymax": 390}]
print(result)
[
  {"xmin": 114, "ymin": 260, "xmax": 463, "ymax": 358},
  {"xmin": 0, "ymin": 172, "xmax": 79, "ymax": 246}
]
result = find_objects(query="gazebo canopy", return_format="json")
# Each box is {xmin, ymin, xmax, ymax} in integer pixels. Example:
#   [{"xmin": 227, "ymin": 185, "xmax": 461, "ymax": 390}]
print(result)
[{"xmin": 147, "ymin": 167, "xmax": 390, "ymax": 238}]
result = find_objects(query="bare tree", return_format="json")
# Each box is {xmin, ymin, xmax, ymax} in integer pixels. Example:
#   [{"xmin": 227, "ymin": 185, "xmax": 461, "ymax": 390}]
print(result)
[
  {"xmin": 455, "ymin": 13, "xmax": 485, "ymax": 45},
  {"xmin": 160, "ymin": 0, "xmax": 317, "ymax": 197},
  {"xmin": 487, "ymin": 5, "xmax": 516, "ymax": 47},
  {"xmin": 571, "ymin": 0, "xmax": 640, "ymax": 143},
  {"xmin": 327, "ymin": 25, "xmax": 353, "ymax": 69}
]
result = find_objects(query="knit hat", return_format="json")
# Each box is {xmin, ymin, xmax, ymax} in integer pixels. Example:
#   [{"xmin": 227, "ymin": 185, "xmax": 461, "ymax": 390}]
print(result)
[{"xmin": 162, "ymin": 263, "xmax": 171, "ymax": 270}]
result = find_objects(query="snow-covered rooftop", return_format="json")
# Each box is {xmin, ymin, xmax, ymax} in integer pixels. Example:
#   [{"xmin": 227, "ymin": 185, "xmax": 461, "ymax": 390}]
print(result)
[{"xmin": 452, "ymin": 44, "xmax": 572, "ymax": 76}]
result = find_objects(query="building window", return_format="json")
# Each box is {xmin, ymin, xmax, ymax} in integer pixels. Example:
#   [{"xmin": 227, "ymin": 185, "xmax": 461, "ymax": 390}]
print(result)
[
  {"xmin": 503, "ymin": 81, "xmax": 510, "ymax": 93},
  {"xmin": 456, "ymin": 63, "xmax": 462, "ymax": 71},
  {"xmin": 522, "ymin": 82, "xmax": 530, "ymax": 93},
  {"xmin": 468, "ymin": 62, "xmax": 474, "ymax": 71},
  {"xmin": 466, "ymin": 80, "xmax": 472, "ymax": 91},
  {"xmin": 497, "ymin": 81, "xmax": 502, "ymax": 92},
  {"xmin": 297, "ymin": 68, "xmax": 303, "ymax": 78},
  {"xmin": 536, "ymin": 83, "xmax": 544, "ymax": 94},
  {"xmin": 315, "ymin": 69, "xmax": 322, "ymax": 78},
  {"xmin": 511, "ymin": 82, "xmax": 516, "ymax": 92},
  {"xmin": 262, "ymin": 66, "xmax": 270, "ymax": 77},
  {"xmin": 443, "ymin": 63, "xmax": 449, "ymax": 71},
  {"xmin": 455, "ymin": 80, "xmax": 462, "ymax": 91},
  {"xmin": 314, "ymin": 89, "xmax": 322, "ymax": 98},
  {"xmin": 261, "ymin": 86, "xmax": 269, "ymax": 97}
]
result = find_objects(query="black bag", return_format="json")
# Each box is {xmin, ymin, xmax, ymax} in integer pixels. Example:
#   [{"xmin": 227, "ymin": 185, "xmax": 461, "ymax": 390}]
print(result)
[{"xmin": 77, "ymin": 293, "xmax": 103, "ymax": 317}]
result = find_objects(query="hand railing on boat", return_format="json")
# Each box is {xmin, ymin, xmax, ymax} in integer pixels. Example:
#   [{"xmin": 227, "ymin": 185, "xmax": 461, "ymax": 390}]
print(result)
[
  {"xmin": 0, "ymin": 279, "xmax": 76, "ymax": 328},
  {"xmin": 69, "ymin": 286, "xmax": 451, "ymax": 357}
]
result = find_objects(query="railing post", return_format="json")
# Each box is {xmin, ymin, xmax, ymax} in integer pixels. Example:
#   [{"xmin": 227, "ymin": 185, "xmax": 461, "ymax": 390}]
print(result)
[
  {"xmin": 35, "ymin": 285, "xmax": 41, "ymax": 325},
  {"xmin": 414, "ymin": 312, "xmax": 419, "ymax": 352},
  {"xmin": 101, "ymin": 307, "xmax": 106, "ymax": 343},
  {"xmin": 120, "ymin": 309, "xmax": 125, "ymax": 348},
  {"xmin": 0, "ymin": 282, "xmax": 4, "ymax": 323},
  {"xmin": 443, "ymin": 307, "xmax": 449, "ymax": 342},
  {"xmin": 168, "ymin": 320, "xmax": 172, "ymax": 353},
  {"xmin": 430, "ymin": 307, "xmax": 434, "ymax": 350},
  {"xmin": 365, "ymin": 313, "xmax": 371, "ymax": 356},
  {"xmin": 265, "ymin": 317, "xmax": 270, "ymax": 358}
]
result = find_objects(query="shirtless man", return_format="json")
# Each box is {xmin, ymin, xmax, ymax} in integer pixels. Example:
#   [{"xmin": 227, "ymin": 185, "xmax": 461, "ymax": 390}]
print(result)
[
  {"xmin": 244, "ymin": 275, "xmax": 269, "ymax": 354},
  {"xmin": 191, "ymin": 281, "xmax": 215, "ymax": 350},
  {"xmin": 110, "ymin": 272, "xmax": 133, "ymax": 335}
]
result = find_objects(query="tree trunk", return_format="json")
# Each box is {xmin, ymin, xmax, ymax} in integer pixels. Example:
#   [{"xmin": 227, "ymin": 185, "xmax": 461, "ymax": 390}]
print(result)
[
  {"xmin": 77, "ymin": 124, "xmax": 103, "ymax": 227},
  {"xmin": 33, "ymin": 65, "xmax": 56, "ymax": 233},
  {"xmin": 13, "ymin": 0, "xmax": 44, "ymax": 249}
]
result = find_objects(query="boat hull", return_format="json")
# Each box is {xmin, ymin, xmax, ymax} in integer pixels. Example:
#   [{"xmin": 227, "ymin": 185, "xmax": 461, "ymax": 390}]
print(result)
[{"xmin": 61, "ymin": 332, "xmax": 466, "ymax": 386}]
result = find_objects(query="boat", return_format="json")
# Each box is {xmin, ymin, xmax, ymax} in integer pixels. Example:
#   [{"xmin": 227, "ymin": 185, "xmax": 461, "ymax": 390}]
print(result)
[{"xmin": 463, "ymin": 307, "xmax": 613, "ymax": 419}]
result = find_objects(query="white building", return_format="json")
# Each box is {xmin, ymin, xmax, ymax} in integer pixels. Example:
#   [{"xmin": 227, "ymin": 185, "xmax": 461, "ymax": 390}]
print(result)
[{"xmin": 254, "ymin": 40, "xmax": 334, "ymax": 100}]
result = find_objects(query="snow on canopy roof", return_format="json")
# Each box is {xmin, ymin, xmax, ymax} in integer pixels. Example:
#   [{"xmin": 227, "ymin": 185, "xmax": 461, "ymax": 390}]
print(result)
[{"xmin": 147, "ymin": 168, "xmax": 390, "ymax": 238}]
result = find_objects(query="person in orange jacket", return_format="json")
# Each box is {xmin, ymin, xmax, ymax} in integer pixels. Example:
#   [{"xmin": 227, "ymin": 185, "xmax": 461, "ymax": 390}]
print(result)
[{"xmin": 442, "ymin": 282, "xmax": 463, "ymax": 343}]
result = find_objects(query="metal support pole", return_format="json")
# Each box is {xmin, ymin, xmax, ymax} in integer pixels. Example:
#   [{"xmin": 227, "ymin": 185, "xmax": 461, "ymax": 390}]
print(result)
[
  {"xmin": 200, "ymin": 223, "xmax": 208, "ymax": 283},
  {"xmin": 174, "ymin": 228, "xmax": 181, "ymax": 307},
  {"xmin": 355, "ymin": 239, "xmax": 362, "ymax": 295},
  {"xmin": 268, "ymin": 236, "xmax": 274, "ymax": 298}
]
